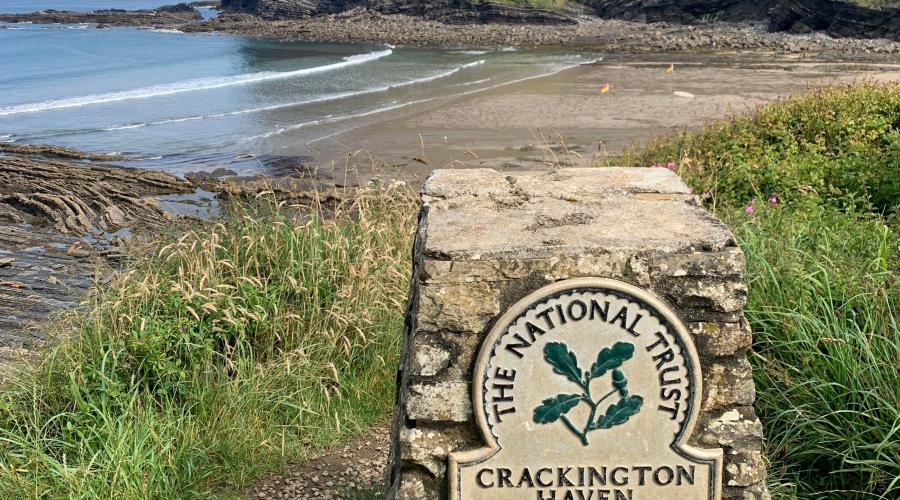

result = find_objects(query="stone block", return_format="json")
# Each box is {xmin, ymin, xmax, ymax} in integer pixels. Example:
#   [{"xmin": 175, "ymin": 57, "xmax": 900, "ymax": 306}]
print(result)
[
  {"xmin": 406, "ymin": 381, "xmax": 471, "ymax": 422},
  {"xmin": 417, "ymin": 282, "xmax": 499, "ymax": 333},
  {"xmin": 703, "ymin": 356, "xmax": 756, "ymax": 410},
  {"xmin": 689, "ymin": 319, "xmax": 753, "ymax": 357}
]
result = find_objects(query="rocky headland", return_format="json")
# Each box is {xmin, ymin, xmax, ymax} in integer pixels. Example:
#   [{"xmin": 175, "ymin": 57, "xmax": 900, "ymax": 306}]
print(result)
[
  {"xmin": 2, "ymin": 1, "xmax": 900, "ymax": 54},
  {"xmin": 183, "ymin": 8, "xmax": 900, "ymax": 54},
  {"xmin": 0, "ymin": 3, "xmax": 202, "ymax": 27}
]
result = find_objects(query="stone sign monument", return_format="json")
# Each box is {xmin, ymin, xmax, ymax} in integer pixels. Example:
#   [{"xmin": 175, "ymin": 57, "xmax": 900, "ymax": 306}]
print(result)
[{"xmin": 387, "ymin": 168, "xmax": 768, "ymax": 500}]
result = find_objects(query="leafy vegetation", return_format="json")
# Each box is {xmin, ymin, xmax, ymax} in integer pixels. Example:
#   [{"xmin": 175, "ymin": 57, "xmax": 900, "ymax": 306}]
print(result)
[
  {"xmin": 0, "ymin": 188, "xmax": 416, "ymax": 497},
  {"xmin": 616, "ymin": 81, "xmax": 900, "ymax": 498},
  {"xmin": 0, "ymin": 79, "xmax": 896, "ymax": 499}
]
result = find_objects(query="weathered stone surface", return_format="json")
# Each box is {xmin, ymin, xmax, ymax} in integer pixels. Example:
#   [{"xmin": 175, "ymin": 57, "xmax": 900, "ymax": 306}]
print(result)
[
  {"xmin": 725, "ymin": 449, "xmax": 767, "ymax": 487},
  {"xmin": 422, "ymin": 168, "xmax": 734, "ymax": 261},
  {"xmin": 411, "ymin": 342, "xmax": 451, "ymax": 377},
  {"xmin": 400, "ymin": 424, "xmax": 478, "ymax": 478},
  {"xmin": 654, "ymin": 277, "xmax": 747, "ymax": 313},
  {"xmin": 698, "ymin": 406, "xmax": 765, "ymax": 448},
  {"xmin": 396, "ymin": 468, "xmax": 438, "ymax": 500},
  {"xmin": 387, "ymin": 168, "xmax": 766, "ymax": 499},
  {"xmin": 690, "ymin": 319, "xmax": 753, "ymax": 357},
  {"xmin": 703, "ymin": 356, "xmax": 756, "ymax": 410},
  {"xmin": 0, "ymin": 147, "xmax": 192, "ymax": 234},
  {"xmin": 724, "ymin": 480, "xmax": 771, "ymax": 500},
  {"xmin": 406, "ymin": 381, "xmax": 471, "ymax": 422},
  {"xmin": 651, "ymin": 248, "xmax": 744, "ymax": 278},
  {"xmin": 417, "ymin": 281, "xmax": 499, "ymax": 333},
  {"xmin": 586, "ymin": 0, "xmax": 777, "ymax": 24}
]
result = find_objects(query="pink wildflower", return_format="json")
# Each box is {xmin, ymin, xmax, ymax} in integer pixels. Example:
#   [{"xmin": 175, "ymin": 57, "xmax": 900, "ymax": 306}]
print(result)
[
  {"xmin": 745, "ymin": 204, "xmax": 754, "ymax": 214},
  {"xmin": 701, "ymin": 191, "xmax": 712, "ymax": 200},
  {"xmin": 769, "ymin": 195, "xmax": 778, "ymax": 206},
  {"xmin": 666, "ymin": 161, "xmax": 676, "ymax": 170}
]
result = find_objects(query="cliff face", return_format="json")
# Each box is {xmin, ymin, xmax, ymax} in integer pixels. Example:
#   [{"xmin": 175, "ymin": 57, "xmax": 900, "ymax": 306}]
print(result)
[
  {"xmin": 221, "ymin": 0, "xmax": 900, "ymax": 39},
  {"xmin": 585, "ymin": 0, "xmax": 778, "ymax": 23},
  {"xmin": 769, "ymin": 0, "xmax": 900, "ymax": 40}
]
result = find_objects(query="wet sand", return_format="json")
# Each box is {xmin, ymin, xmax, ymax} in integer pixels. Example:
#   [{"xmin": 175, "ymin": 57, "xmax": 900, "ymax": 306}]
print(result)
[{"xmin": 302, "ymin": 59, "xmax": 900, "ymax": 183}]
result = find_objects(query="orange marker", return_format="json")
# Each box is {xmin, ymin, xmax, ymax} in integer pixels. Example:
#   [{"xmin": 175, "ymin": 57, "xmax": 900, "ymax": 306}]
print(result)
[{"xmin": 600, "ymin": 83, "xmax": 610, "ymax": 93}]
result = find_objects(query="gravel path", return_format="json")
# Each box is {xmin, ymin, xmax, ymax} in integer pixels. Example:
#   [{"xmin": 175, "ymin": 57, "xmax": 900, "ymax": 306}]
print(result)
[{"xmin": 244, "ymin": 426, "xmax": 390, "ymax": 500}]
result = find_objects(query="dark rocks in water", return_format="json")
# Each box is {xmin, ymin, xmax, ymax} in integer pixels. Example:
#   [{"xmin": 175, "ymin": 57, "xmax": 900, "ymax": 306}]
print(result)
[
  {"xmin": 0, "ymin": 142, "xmax": 126, "ymax": 161},
  {"xmin": 0, "ymin": 4, "xmax": 202, "ymax": 25},
  {"xmin": 0, "ymin": 145, "xmax": 198, "ymax": 351},
  {"xmin": 0, "ymin": 146, "xmax": 192, "ymax": 235},
  {"xmin": 769, "ymin": 0, "xmax": 900, "ymax": 41}
]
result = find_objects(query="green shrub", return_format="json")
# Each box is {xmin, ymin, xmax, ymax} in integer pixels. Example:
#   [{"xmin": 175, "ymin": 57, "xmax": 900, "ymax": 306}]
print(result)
[
  {"xmin": 614, "ymin": 82, "xmax": 900, "ymax": 498},
  {"xmin": 619, "ymin": 82, "xmax": 900, "ymax": 216},
  {"xmin": 0, "ymin": 188, "xmax": 416, "ymax": 497}
]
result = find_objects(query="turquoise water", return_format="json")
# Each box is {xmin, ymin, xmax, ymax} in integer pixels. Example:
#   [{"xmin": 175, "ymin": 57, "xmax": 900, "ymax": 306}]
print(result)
[{"xmin": 0, "ymin": 4, "xmax": 587, "ymax": 174}]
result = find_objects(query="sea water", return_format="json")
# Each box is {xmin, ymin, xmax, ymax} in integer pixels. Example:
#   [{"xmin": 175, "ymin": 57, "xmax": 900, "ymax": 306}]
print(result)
[{"xmin": 0, "ymin": 2, "xmax": 586, "ymax": 174}]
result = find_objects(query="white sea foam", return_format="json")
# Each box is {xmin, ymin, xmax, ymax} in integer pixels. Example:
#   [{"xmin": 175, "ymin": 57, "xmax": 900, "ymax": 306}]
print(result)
[
  {"xmin": 102, "ymin": 60, "xmax": 486, "ymax": 132},
  {"xmin": 453, "ymin": 50, "xmax": 489, "ymax": 55},
  {"xmin": 0, "ymin": 49, "xmax": 393, "ymax": 116},
  {"xmin": 452, "ymin": 78, "xmax": 491, "ymax": 87},
  {"xmin": 287, "ymin": 61, "xmax": 585, "ymax": 146}
]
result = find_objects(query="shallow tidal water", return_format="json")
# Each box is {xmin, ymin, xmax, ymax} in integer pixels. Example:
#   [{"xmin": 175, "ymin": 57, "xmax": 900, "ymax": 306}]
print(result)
[{"xmin": 0, "ymin": 8, "xmax": 588, "ymax": 175}]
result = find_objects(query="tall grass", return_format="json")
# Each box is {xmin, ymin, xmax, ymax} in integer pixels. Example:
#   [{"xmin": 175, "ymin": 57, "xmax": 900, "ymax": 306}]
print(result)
[
  {"xmin": 0, "ymin": 187, "xmax": 417, "ymax": 497},
  {"xmin": 738, "ymin": 203, "xmax": 899, "ymax": 498},
  {"xmin": 615, "ymin": 82, "xmax": 900, "ymax": 498}
]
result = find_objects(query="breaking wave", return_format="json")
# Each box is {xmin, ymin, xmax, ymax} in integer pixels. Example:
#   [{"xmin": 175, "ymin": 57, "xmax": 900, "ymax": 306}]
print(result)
[
  {"xmin": 0, "ymin": 49, "xmax": 393, "ymax": 116},
  {"xmin": 101, "ymin": 59, "xmax": 486, "ymax": 131}
]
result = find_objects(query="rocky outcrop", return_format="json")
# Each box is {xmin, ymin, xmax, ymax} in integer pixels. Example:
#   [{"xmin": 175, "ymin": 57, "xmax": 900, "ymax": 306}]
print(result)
[
  {"xmin": 586, "ymin": 0, "xmax": 777, "ymax": 23},
  {"xmin": 222, "ymin": 0, "xmax": 361, "ymax": 18},
  {"xmin": 577, "ymin": 0, "xmax": 900, "ymax": 40},
  {"xmin": 0, "ymin": 3, "xmax": 202, "ymax": 25},
  {"xmin": 769, "ymin": 0, "xmax": 900, "ymax": 41},
  {"xmin": 0, "ymin": 147, "xmax": 192, "ymax": 235},
  {"xmin": 371, "ymin": 0, "xmax": 582, "ymax": 24},
  {"xmin": 222, "ymin": 0, "xmax": 580, "ymax": 24}
]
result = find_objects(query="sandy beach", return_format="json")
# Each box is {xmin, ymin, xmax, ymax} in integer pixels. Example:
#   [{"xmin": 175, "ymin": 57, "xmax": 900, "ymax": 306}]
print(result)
[{"xmin": 289, "ymin": 58, "xmax": 900, "ymax": 183}]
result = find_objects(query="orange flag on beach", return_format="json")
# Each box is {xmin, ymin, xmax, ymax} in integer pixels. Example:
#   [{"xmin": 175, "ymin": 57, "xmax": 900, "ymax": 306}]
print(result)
[
  {"xmin": 600, "ymin": 83, "xmax": 610, "ymax": 93},
  {"xmin": 666, "ymin": 64, "xmax": 675, "ymax": 73}
]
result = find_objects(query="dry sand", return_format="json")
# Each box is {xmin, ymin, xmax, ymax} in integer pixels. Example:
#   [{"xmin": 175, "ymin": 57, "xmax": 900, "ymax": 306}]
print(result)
[{"xmin": 302, "ymin": 60, "xmax": 900, "ymax": 183}]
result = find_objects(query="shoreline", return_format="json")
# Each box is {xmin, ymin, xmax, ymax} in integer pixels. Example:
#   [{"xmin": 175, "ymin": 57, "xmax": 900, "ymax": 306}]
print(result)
[
  {"xmin": 289, "ymin": 58, "xmax": 900, "ymax": 180},
  {"xmin": 184, "ymin": 9, "xmax": 900, "ymax": 57},
  {"xmin": 3, "ymin": 5, "xmax": 900, "ymax": 353},
  {"xmin": 2, "ymin": 6, "xmax": 900, "ymax": 57}
]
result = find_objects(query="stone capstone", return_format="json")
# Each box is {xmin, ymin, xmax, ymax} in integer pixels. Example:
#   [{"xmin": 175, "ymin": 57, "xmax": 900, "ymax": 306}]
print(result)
[{"xmin": 386, "ymin": 168, "xmax": 768, "ymax": 499}]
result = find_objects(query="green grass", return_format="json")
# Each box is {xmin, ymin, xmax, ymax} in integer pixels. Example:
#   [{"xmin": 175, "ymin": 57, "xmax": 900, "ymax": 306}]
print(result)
[
  {"xmin": 0, "ymin": 80, "xmax": 897, "ymax": 499},
  {"xmin": 615, "ymin": 81, "xmax": 900, "ymax": 498},
  {"xmin": 0, "ymin": 188, "xmax": 417, "ymax": 497}
]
